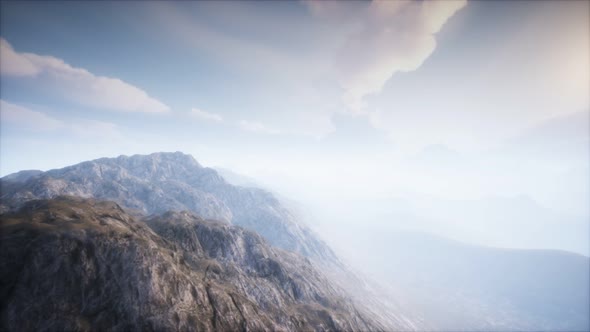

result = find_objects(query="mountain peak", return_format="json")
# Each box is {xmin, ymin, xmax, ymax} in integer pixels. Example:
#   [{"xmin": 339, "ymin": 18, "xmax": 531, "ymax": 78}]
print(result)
[
  {"xmin": 114, "ymin": 151, "xmax": 202, "ymax": 168},
  {"xmin": 70, "ymin": 152, "xmax": 208, "ymax": 184},
  {"xmin": 0, "ymin": 152, "xmax": 336, "ymax": 260}
]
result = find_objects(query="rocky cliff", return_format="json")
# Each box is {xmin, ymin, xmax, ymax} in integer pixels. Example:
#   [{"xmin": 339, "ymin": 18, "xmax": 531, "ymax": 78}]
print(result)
[
  {"xmin": 0, "ymin": 196, "xmax": 385, "ymax": 331},
  {"xmin": 0, "ymin": 152, "xmax": 334, "ymax": 260}
]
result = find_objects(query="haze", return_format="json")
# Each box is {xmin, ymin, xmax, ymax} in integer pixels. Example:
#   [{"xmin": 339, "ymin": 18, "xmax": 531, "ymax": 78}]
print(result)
[{"xmin": 1, "ymin": 0, "xmax": 588, "ymax": 260}]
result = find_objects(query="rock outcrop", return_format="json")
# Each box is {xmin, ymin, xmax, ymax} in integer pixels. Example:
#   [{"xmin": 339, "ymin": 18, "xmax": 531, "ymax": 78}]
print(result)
[
  {"xmin": 0, "ymin": 196, "xmax": 384, "ymax": 331},
  {"xmin": 0, "ymin": 152, "xmax": 334, "ymax": 260}
]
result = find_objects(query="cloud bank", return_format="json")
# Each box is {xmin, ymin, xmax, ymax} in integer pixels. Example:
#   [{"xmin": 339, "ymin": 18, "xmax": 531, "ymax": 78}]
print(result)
[
  {"xmin": 327, "ymin": 0, "xmax": 467, "ymax": 113},
  {"xmin": 0, "ymin": 38, "xmax": 169, "ymax": 113}
]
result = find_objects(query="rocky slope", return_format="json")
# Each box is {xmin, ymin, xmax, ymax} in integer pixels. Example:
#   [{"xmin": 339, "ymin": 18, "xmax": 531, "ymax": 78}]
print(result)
[
  {"xmin": 0, "ymin": 152, "xmax": 334, "ymax": 260},
  {"xmin": 0, "ymin": 152, "xmax": 421, "ymax": 330},
  {"xmin": 0, "ymin": 196, "xmax": 385, "ymax": 331},
  {"xmin": 0, "ymin": 170, "xmax": 43, "ymax": 183}
]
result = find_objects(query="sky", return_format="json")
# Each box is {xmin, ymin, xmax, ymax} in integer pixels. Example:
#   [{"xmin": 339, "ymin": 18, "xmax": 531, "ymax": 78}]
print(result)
[{"xmin": 1, "ymin": 1, "xmax": 589, "ymax": 254}]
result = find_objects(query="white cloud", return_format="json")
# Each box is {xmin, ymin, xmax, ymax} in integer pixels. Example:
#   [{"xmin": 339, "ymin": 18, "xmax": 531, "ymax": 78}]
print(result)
[
  {"xmin": 238, "ymin": 120, "xmax": 281, "ymax": 135},
  {"xmin": 0, "ymin": 39, "xmax": 41, "ymax": 76},
  {"xmin": 189, "ymin": 108, "xmax": 223, "ymax": 122},
  {"xmin": 0, "ymin": 38, "xmax": 169, "ymax": 113},
  {"xmin": 0, "ymin": 99, "xmax": 64, "ymax": 131},
  {"xmin": 331, "ymin": 0, "xmax": 467, "ymax": 113},
  {"xmin": 0, "ymin": 99, "xmax": 121, "ymax": 139}
]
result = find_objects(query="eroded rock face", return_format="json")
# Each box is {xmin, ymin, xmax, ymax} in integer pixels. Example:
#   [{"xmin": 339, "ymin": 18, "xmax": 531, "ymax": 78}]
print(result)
[
  {"xmin": 0, "ymin": 152, "xmax": 333, "ymax": 260},
  {"xmin": 0, "ymin": 197, "xmax": 384, "ymax": 332}
]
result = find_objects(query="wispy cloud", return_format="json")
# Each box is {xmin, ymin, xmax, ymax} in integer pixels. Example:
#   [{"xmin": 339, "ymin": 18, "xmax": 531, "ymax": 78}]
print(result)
[
  {"xmin": 0, "ymin": 99, "xmax": 63, "ymax": 131},
  {"xmin": 0, "ymin": 38, "xmax": 169, "ymax": 113},
  {"xmin": 189, "ymin": 108, "xmax": 223, "ymax": 122},
  {"xmin": 144, "ymin": 2, "xmax": 341, "ymax": 138},
  {"xmin": 238, "ymin": 120, "xmax": 280, "ymax": 135},
  {"xmin": 0, "ymin": 99, "xmax": 121, "ymax": 139},
  {"xmin": 147, "ymin": 3, "xmax": 316, "ymax": 82}
]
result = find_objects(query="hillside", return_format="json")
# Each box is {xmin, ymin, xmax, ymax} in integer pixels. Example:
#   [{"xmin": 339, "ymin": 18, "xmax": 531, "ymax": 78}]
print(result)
[{"xmin": 0, "ymin": 196, "xmax": 385, "ymax": 331}]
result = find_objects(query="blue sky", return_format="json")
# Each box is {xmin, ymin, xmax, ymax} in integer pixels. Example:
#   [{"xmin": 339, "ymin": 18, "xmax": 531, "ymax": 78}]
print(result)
[
  {"xmin": 1, "ymin": 1, "xmax": 589, "ymax": 252},
  {"xmin": 2, "ymin": 1, "xmax": 587, "ymax": 152}
]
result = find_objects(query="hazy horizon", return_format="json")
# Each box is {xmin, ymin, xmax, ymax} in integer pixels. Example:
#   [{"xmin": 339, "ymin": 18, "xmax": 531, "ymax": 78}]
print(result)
[{"xmin": 1, "ymin": 1, "xmax": 589, "ymax": 255}]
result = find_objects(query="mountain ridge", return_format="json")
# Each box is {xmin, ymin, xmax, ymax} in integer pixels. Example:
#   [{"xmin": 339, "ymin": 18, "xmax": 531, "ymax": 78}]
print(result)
[
  {"xmin": 0, "ymin": 196, "xmax": 387, "ymax": 331},
  {"xmin": 0, "ymin": 152, "xmax": 336, "ymax": 261}
]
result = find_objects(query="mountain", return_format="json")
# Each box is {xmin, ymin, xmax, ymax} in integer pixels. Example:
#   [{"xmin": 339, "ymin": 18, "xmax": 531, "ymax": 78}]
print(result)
[
  {"xmin": 316, "ymin": 193, "xmax": 589, "ymax": 256},
  {"xmin": 212, "ymin": 167, "xmax": 264, "ymax": 189},
  {"xmin": 0, "ymin": 196, "xmax": 385, "ymax": 331},
  {"xmin": 0, "ymin": 169, "xmax": 43, "ymax": 183},
  {"xmin": 327, "ymin": 227, "xmax": 590, "ymax": 331},
  {"xmin": 0, "ymin": 152, "xmax": 334, "ymax": 261},
  {"xmin": 0, "ymin": 152, "xmax": 416, "ymax": 330},
  {"xmin": 394, "ymin": 194, "xmax": 590, "ymax": 255},
  {"xmin": 3, "ymin": 152, "xmax": 582, "ymax": 330}
]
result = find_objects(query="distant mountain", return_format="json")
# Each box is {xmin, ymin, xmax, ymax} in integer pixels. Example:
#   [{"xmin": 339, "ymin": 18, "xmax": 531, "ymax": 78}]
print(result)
[
  {"xmin": 333, "ymin": 228, "xmax": 590, "ymax": 331},
  {"xmin": 0, "ymin": 196, "xmax": 384, "ymax": 331},
  {"xmin": 320, "ymin": 192, "xmax": 589, "ymax": 255},
  {"xmin": 0, "ymin": 152, "xmax": 334, "ymax": 260},
  {"xmin": 404, "ymin": 194, "xmax": 590, "ymax": 255}
]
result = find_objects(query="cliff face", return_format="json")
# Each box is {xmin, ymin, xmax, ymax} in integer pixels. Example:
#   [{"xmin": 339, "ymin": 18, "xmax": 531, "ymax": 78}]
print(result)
[
  {"xmin": 0, "ymin": 152, "xmax": 334, "ymax": 260},
  {"xmin": 0, "ymin": 196, "xmax": 383, "ymax": 332}
]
